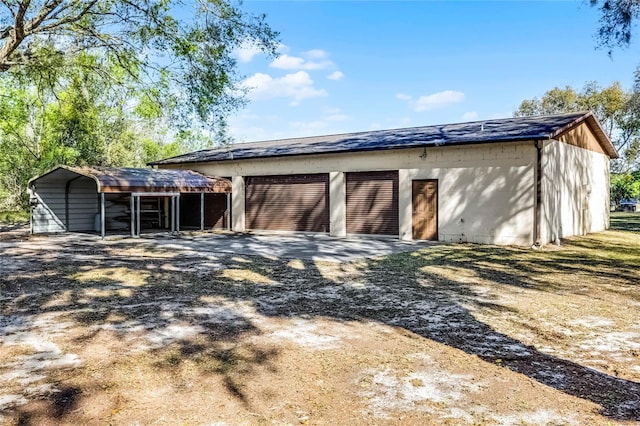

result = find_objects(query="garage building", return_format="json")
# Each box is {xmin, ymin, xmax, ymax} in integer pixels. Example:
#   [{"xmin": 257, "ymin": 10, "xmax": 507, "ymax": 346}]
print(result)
[{"xmin": 150, "ymin": 112, "xmax": 617, "ymax": 246}]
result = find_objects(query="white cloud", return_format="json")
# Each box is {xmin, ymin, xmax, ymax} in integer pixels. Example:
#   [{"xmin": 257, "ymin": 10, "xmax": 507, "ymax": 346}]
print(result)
[
  {"xmin": 242, "ymin": 71, "xmax": 327, "ymax": 105},
  {"xmin": 228, "ymin": 125, "xmax": 268, "ymax": 142},
  {"xmin": 462, "ymin": 111, "xmax": 479, "ymax": 121},
  {"xmin": 270, "ymin": 49, "xmax": 334, "ymax": 71},
  {"xmin": 289, "ymin": 120, "xmax": 332, "ymax": 134},
  {"xmin": 327, "ymin": 71, "xmax": 344, "ymax": 81},
  {"xmin": 305, "ymin": 49, "xmax": 329, "ymax": 60},
  {"xmin": 413, "ymin": 90, "xmax": 465, "ymax": 112},
  {"xmin": 276, "ymin": 43, "xmax": 290, "ymax": 54},
  {"xmin": 234, "ymin": 42, "xmax": 262, "ymax": 63},
  {"xmin": 287, "ymin": 108, "xmax": 352, "ymax": 137},
  {"xmin": 326, "ymin": 113, "xmax": 349, "ymax": 122},
  {"xmin": 397, "ymin": 90, "xmax": 465, "ymax": 112},
  {"xmin": 323, "ymin": 107, "xmax": 350, "ymax": 122}
]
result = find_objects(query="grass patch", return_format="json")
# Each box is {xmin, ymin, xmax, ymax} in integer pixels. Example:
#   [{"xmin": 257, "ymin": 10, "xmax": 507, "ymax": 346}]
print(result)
[
  {"xmin": 0, "ymin": 210, "xmax": 28, "ymax": 224},
  {"xmin": 611, "ymin": 212, "xmax": 640, "ymax": 233}
]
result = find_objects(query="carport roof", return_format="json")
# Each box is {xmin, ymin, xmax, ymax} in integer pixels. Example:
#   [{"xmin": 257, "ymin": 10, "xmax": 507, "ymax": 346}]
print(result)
[
  {"xmin": 149, "ymin": 111, "xmax": 618, "ymax": 166},
  {"xmin": 29, "ymin": 166, "xmax": 232, "ymax": 193}
]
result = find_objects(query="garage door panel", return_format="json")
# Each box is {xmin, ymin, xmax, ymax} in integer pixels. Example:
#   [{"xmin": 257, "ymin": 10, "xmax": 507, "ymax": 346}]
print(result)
[
  {"xmin": 246, "ymin": 174, "xmax": 329, "ymax": 232},
  {"xmin": 346, "ymin": 171, "xmax": 399, "ymax": 235}
]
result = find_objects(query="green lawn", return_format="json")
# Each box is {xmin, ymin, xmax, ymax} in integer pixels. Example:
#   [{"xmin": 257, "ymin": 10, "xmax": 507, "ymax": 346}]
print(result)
[
  {"xmin": 0, "ymin": 210, "xmax": 28, "ymax": 225},
  {"xmin": 611, "ymin": 211, "xmax": 640, "ymax": 233}
]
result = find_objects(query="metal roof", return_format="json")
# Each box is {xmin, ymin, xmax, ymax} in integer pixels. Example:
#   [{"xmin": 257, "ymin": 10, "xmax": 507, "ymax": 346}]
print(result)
[
  {"xmin": 29, "ymin": 166, "xmax": 232, "ymax": 193},
  {"xmin": 149, "ymin": 112, "xmax": 618, "ymax": 166}
]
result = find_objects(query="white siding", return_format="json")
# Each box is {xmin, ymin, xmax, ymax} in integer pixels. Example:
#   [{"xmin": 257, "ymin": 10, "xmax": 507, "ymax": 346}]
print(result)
[
  {"xmin": 67, "ymin": 177, "xmax": 98, "ymax": 231},
  {"xmin": 31, "ymin": 182, "xmax": 66, "ymax": 233},
  {"xmin": 163, "ymin": 141, "xmax": 537, "ymax": 245},
  {"xmin": 541, "ymin": 140, "xmax": 610, "ymax": 244},
  {"xmin": 31, "ymin": 175, "xmax": 98, "ymax": 233}
]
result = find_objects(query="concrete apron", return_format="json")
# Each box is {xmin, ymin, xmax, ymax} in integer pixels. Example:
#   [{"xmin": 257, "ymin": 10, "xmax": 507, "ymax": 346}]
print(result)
[{"xmin": 19, "ymin": 230, "xmax": 440, "ymax": 262}]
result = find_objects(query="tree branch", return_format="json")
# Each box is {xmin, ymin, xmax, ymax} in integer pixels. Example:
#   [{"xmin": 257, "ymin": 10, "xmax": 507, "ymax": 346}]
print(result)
[
  {"xmin": 0, "ymin": 0, "xmax": 16, "ymax": 18},
  {"xmin": 26, "ymin": 1, "xmax": 98, "ymax": 35},
  {"xmin": 0, "ymin": 26, "xmax": 11, "ymax": 39}
]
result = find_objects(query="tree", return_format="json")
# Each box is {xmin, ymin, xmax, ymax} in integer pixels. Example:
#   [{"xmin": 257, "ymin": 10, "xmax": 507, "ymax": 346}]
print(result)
[
  {"xmin": 0, "ymin": 1, "xmax": 279, "ymax": 212},
  {"xmin": 0, "ymin": 51, "xmax": 214, "ymax": 210},
  {"xmin": 611, "ymin": 172, "xmax": 640, "ymax": 207},
  {"xmin": 514, "ymin": 82, "xmax": 640, "ymax": 172},
  {"xmin": 591, "ymin": 0, "xmax": 640, "ymax": 54},
  {"xmin": 0, "ymin": 0, "xmax": 279, "ymax": 134}
]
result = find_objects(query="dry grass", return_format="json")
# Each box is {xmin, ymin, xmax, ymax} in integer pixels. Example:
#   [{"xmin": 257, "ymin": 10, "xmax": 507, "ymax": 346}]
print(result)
[{"xmin": 1, "ymin": 214, "xmax": 639, "ymax": 425}]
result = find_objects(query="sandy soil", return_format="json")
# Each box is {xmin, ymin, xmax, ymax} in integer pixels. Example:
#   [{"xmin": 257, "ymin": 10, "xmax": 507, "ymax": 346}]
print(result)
[{"xmin": 1, "ymin": 225, "xmax": 639, "ymax": 425}]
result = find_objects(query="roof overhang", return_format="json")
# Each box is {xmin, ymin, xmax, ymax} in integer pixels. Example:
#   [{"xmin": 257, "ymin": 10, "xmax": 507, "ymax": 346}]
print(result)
[{"xmin": 548, "ymin": 111, "xmax": 619, "ymax": 159}]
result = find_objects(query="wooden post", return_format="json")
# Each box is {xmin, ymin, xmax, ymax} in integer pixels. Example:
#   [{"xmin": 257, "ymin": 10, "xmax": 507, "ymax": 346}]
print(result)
[
  {"xmin": 200, "ymin": 192, "xmax": 205, "ymax": 231},
  {"xmin": 100, "ymin": 192, "xmax": 106, "ymax": 239}
]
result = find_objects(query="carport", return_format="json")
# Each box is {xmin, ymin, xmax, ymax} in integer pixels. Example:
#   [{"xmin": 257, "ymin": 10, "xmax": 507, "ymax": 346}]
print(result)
[{"xmin": 28, "ymin": 166, "xmax": 231, "ymax": 237}]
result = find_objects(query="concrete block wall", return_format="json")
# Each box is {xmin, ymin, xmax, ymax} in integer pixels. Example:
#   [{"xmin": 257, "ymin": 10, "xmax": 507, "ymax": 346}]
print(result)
[
  {"xmin": 541, "ymin": 139, "xmax": 610, "ymax": 244},
  {"xmin": 164, "ymin": 141, "xmax": 538, "ymax": 245}
]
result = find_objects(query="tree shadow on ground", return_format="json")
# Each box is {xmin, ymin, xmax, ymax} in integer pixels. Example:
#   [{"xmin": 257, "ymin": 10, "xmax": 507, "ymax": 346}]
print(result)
[{"xmin": 1, "ymin": 230, "xmax": 640, "ymax": 422}]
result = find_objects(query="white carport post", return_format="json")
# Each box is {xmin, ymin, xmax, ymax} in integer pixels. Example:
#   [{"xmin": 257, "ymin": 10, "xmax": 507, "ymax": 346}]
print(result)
[
  {"xmin": 226, "ymin": 193, "xmax": 231, "ymax": 230},
  {"xmin": 130, "ymin": 194, "xmax": 135, "ymax": 237},
  {"xmin": 176, "ymin": 194, "xmax": 180, "ymax": 232},
  {"xmin": 200, "ymin": 192, "xmax": 205, "ymax": 231},
  {"xmin": 136, "ymin": 195, "xmax": 141, "ymax": 237},
  {"xmin": 170, "ymin": 196, "xmax": 175, "ymax": 232},
  {"xmin": 100, "ymin": 192, "xmax": 106, "ymax": 239}
]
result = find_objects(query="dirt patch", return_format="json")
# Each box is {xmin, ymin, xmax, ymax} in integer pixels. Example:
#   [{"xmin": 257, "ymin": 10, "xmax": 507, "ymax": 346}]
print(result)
[{"xmin": 1, "ymin": 224, "xmax": 639, "ymax": 424}]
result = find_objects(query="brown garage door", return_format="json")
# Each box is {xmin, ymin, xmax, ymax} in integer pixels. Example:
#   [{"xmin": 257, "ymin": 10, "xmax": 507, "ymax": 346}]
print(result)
[
  {"xmin": 346, "ymin": 171, "xmax": 399, "ymax": 235},
  {"xmin": 245, "ymin": 174, "xmax": 329, "ymax": 232}
]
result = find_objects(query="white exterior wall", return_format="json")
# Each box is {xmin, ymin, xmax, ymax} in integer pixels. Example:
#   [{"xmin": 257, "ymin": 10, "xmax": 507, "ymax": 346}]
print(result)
[
  {"xmin": 30, "ymin": 181, "xmax": 67, "ymax": 233},
  {"xmin": 67, "ymin": 177, "xmax": 99, "ymax": 231},
  {"xmin": 232, "ymin": 176, "xmax": 245, "ymax": 231},
  {"xmin": 163, "ymin": 141, "xmax": 537, "ymax": 245},
  {"xmin": 329, "ymin": 171, "xmax": 346, "ymax": 237},
  {"xmin": 541, "ymin": 140, "xmax": 610, "ymax": 244}
]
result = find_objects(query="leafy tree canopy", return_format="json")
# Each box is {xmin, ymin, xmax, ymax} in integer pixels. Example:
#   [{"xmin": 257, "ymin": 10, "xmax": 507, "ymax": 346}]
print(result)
[
  {"xmin": 0, "ymin": 1, "xmax": 279, "ymax": 212},
  {"xmin": 611, "ymin": 171, "xmax": 640, "ymax": 207},
  {"xmin": 0, "ymin": 0, "xmax": 279, "ymax": 131},
  {"xmin": 0, "ymin": 52, "xmax": 193, "ymax": 209},
  {"xmin": 591, "ymin": 0, "xmax": 640, "ymax": 54}
]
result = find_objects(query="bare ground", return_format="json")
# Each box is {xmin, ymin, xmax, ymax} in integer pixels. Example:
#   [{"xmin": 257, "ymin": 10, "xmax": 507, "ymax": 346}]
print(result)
[{"xmin": 1, "ymin": 214, "xmax": 639, "ymax": 425}]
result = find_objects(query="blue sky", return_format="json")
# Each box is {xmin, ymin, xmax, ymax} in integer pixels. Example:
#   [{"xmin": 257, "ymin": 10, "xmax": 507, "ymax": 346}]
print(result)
[{"xmin": 228, "ymin": 1, "xmax": 639, "ymax": 142}]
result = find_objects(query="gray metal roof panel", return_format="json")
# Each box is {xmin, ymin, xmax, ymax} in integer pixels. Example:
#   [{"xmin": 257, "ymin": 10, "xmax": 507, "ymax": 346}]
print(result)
[
  {"xmin": 149, "ymin": 112, "xmax": 608, "ymax": 165},
  {"xmin": 29, "ymin": 166, "xmax": 232, "ymax": 193}
]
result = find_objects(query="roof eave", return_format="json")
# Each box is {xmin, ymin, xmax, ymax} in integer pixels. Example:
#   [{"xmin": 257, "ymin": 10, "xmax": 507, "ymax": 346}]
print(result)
[
  {"xmin": 549, "ymin": 111, "xmax": 619, "ymax": 159},
  {"xmin": 150, "ymin": 135, "xmax": 545, "ymax": 166},
  {"xmin": 28, "ymin": 165, "xmax": 103, "ymax": 192}
]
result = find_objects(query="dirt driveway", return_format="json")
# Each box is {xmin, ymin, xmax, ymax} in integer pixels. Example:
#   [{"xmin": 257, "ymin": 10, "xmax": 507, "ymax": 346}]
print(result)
[{"xmin": 1, "ymin": 223, "xmax": 640, "ymax": 425}]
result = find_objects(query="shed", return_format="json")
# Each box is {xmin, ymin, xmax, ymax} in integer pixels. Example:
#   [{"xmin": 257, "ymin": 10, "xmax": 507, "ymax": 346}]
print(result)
[
  {"xmin": 28, "ymin": 166, "xmax": 232, "ymax": 237},
  {"xmin": 150, "ymin": 112, "xmax": 617, "ymax": 246}
]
